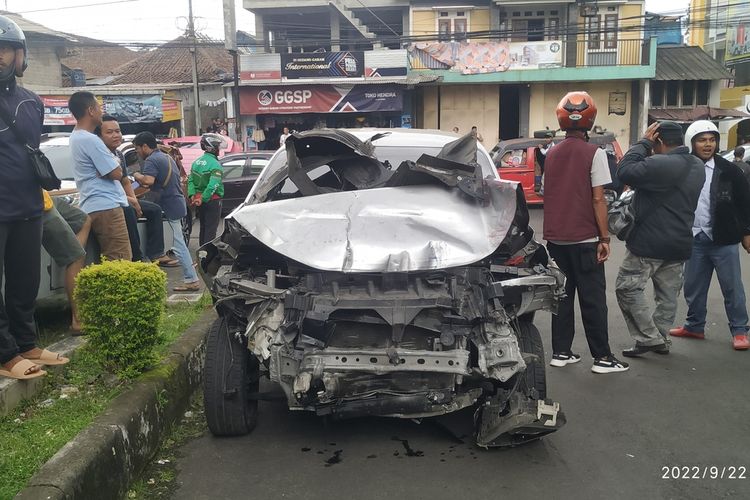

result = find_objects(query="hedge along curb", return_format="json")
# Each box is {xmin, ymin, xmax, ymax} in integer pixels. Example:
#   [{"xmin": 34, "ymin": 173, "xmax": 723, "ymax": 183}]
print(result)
[{"xmin": 15, "ymin": 309, "xmax": 217, "ymax": 500}]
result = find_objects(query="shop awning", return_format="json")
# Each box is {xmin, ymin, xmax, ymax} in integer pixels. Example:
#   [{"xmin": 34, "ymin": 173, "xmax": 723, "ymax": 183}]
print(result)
[{"xmin": 649, "ymin": 106, "xmax": 750, "ymax": 122}]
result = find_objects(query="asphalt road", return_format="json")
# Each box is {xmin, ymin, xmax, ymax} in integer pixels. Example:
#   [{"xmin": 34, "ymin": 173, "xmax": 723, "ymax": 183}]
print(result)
[{"xmin": 171, "ymin": 208, "xmax": 750, "ymax": 500}]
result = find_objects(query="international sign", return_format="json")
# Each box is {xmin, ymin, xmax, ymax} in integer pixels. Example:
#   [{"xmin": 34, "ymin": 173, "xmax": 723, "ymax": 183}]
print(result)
[{"xmin": 281, "ymin": 51, "xmax": 365, "ymax": 79}]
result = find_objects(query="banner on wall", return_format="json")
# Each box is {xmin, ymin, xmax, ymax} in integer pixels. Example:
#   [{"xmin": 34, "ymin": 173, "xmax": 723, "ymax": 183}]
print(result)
[
  {"xmin": 42, "ymin": 96, "xmax": 77, "ymax": 126},
  {"xmin": 281, "ymin": 51, "xmax": 365, "ymax": 79},
  {"xmin": 408, "ymin": 40, "xmax": 563, "ymax": 74},
  {"xmin": 726, "ymin": 2, "xmax": 750, "ymax": 64},
  {"xmin": 42, "ymin": 95, "xmax": 169, "ymax": 125},
  {"xmin": 161, "ymin": 99, "xmax": 182, "ymax": 122},
  {"xmin": 240, "ymin": 85, "xmax": 402, "ymax": 115},
  {"xmin": 103, "ymin": 95, "xmax": 163, "ymax": 123}
]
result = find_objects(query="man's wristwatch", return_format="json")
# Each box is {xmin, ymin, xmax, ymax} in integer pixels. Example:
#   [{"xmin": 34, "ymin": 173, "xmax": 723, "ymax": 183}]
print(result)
[{"xmin": 598, "ymin": 236, "xmax": 611, "ymax": 244}]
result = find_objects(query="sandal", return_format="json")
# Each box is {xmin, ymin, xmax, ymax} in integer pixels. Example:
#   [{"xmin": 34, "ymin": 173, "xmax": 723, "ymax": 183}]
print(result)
[
  {"xmin": 0, "ymin": 358, "xmax": 47, "ymax": 380},
  {"xmin": 157, "ymin": 259, "xmax": 180, "ymax": 268},
  {"xmin": 21, "ymin": 349, "xmax": 70, "ymax": 366},
  {"xmin": 173, "ymin": 283, "xmax": 201, "ymax": 292}
]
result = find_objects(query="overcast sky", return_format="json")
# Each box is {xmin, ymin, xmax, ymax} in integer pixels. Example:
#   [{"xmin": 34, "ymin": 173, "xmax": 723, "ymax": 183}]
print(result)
[{"xmin": 6, "ymin": 0, "xmax": 691, "ymax": 44}]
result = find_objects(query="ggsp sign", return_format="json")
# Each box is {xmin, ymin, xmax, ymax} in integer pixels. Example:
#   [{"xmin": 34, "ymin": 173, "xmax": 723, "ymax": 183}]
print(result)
[{"xmin": 259, "ymin": 89, "xmax": 313, "ymax": 105}]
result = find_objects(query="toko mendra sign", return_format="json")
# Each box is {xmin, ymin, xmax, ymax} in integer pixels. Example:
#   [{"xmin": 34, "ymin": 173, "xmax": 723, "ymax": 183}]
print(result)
[{"xmin": 240, "ymin": 85, "xmax": 403, "ymax": 115}]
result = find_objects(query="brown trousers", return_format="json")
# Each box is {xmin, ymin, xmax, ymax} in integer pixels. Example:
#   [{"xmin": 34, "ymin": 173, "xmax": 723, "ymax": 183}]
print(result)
[{"xmin": 89, "ymin": 207, "xmax": 132, "ymax": 261}]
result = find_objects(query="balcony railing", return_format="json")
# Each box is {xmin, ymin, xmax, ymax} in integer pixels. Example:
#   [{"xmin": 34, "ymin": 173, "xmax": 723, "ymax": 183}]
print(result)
[
  {"xmin": 408, "ymin": 38, "xmax": 651, "ymax": 72},
  {"xmin": 569, "ymin": 38, "xmax": 650, "ymax": 67}
]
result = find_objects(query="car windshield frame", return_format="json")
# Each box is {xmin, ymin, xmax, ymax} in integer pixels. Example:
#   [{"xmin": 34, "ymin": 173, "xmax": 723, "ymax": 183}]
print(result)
[{"xmin": 247, "ymin": 142, "xmax": 498, "ymax": 205}]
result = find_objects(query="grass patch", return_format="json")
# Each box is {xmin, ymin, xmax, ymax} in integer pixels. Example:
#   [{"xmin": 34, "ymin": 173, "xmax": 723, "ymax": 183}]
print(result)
[{"xmin": 0, "ymin": 296, "xmax": 210, "ymax": 500}]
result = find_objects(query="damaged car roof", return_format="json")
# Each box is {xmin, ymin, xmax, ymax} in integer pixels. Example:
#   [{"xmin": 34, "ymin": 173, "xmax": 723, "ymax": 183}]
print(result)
[{"xmin": 229, "ymin": 129, "xmax": 518, "ymax": 273}]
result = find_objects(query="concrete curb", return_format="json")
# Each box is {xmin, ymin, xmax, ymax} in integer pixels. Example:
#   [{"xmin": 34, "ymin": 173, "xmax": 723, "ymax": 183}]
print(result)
[
  {"xmin": 15, "ymin": 309, "xmax": 217, "ymax": 500},
  {"xmin": 0, "ymin": 336, "xmax": 86, "ymax": 417}
]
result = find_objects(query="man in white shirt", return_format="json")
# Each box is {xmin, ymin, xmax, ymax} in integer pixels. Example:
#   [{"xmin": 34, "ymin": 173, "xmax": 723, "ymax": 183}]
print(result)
[
  {"xmin": 670, "ymin": 121, "xmax": 750, "ymax": 351},
  {"xmin": 279, "ymin": 127, "xmax": 291, "ymax": 147}
]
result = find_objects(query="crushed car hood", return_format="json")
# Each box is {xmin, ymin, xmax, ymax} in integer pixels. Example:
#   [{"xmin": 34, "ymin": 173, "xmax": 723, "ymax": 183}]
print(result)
[{"xmin": 230, "ymin": 180, "xmax": 518, "ymax": 273}]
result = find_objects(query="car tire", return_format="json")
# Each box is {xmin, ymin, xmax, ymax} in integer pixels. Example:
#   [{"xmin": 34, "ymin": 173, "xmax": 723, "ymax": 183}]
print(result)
[
  {"xmin": 515, "ymin": 321, "xmax": 547, "ymax": 400},
  {"xmin": 203, "ymin": 317, "xmax": 259, "ymax": 436}
]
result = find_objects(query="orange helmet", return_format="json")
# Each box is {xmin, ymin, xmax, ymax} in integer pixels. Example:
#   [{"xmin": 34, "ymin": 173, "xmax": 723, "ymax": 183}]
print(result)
[{"xmin": 556, "ymin": 91, "xmax": 597, "ymax": 131}]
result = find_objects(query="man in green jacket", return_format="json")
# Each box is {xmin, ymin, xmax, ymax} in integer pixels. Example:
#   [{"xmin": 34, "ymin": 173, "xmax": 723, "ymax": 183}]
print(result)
[{"xmin": 188, "ymin": 135, "xmax": 224, "ymax": 245}]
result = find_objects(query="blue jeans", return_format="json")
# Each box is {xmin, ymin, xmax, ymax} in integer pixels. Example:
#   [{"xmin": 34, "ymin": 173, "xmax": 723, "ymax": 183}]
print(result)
[
  {"xmin": 683, "ymin": 232, "xmax": 749, "ymax": 336},
  {"xmin": 167, "ymin": 219, "xmax": 198, "ymax": 284}
]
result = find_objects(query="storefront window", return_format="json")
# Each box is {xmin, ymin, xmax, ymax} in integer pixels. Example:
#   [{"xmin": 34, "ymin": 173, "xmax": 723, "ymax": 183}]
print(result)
[
  {"xmin": 650, "ymin": 81, "xmax": 664, "ymax": 107},
  {"xmin": 666, "ymin": 81, "xmax": 680, "ymax": 107},
  {"xmin": 696, "ymin": 81, "xmax": 710, "ymax": 105},
  {"xmin": 682, "ymin": 81, "xmax": 695, "ymax": 106}
]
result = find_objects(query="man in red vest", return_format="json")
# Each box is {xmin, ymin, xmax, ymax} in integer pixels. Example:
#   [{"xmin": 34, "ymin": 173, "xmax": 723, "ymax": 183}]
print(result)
[{"xmin": 543, "ymin": 91, "xmax": 629, "ymax": 374}]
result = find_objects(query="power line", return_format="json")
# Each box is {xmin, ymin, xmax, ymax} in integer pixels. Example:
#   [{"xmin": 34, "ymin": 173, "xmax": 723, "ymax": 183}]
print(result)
[
  {"xmin": 16, "ymin": 1, "xmax": 750, "ymax": 50},
  {"xmin": 16, "ymin": 0, "xmax": 140, "ymax": 14}
]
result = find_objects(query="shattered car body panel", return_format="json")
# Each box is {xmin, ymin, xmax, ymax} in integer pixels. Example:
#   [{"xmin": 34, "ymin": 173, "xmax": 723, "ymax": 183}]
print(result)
[{"xmin": 201, "ymin": 129, "xmax": 566, "ymax": 447}]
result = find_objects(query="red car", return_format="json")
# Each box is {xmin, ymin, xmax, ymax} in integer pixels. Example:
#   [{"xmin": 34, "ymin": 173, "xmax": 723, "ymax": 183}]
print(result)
[
  {"xmin": 491, "ymin": 133, "xmax": 624, "ymax": 205},
  {"xmin": 163, "ymin": 133, "xmax": 243, "ymax": 173}
]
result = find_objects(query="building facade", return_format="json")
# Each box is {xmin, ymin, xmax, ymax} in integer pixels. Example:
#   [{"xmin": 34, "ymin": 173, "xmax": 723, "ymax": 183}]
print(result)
[
  {"xmin": 241, "ymin": 0, "xmax": 655, "ymax": 150},
  {"xmin": 688, "ymin": 0, "xmax": 750, "ymax": 148}
]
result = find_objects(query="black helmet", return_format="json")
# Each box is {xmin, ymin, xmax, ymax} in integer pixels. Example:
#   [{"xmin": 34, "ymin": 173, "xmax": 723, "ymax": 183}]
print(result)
[
  {"xmin": 0, "ymin": 15, "xmax": 28, "ymax": 80},
  {"xmin": 200, "ymin": 133, "xmax": 224, "ymax": 155}
]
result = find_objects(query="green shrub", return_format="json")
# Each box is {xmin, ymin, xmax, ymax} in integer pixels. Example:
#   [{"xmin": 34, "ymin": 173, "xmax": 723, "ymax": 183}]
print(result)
[{"xmin": 74, "ymin": 260, "xmax": 167, "ymax": 379}]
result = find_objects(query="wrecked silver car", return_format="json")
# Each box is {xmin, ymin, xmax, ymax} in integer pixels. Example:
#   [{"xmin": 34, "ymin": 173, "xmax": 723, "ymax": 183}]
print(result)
[{"xmin": 198, "ymin": 129, "xmax": 566, "ymax": 447}]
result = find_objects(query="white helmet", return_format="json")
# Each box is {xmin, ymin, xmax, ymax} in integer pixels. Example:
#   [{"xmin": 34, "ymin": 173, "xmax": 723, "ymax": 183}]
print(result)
[{"xmin": 685, "ymin": 120, "xmax": 719, "ymax": 153}]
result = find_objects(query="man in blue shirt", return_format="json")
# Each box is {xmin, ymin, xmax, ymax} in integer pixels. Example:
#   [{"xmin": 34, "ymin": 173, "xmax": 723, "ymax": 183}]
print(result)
[
  {"xmin": 133, "ymin": 132, "xmax": 200, "ymax": 292},
  {"xmin": 68, "ymin": 91, "xmax": 131, "ymax": 261}
]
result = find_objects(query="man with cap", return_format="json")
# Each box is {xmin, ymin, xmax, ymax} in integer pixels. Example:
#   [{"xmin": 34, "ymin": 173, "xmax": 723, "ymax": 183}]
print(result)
[
  {"xmin": 0, "ymin": 15, "xmax": 69, "ymax": 379},
  {"xmin": 670, "ymin": 120, "xmax": 750, "ymax": 350},
  {"xmin": 615, "ymin": 121, "xmax": 705, "ymax": 357}
]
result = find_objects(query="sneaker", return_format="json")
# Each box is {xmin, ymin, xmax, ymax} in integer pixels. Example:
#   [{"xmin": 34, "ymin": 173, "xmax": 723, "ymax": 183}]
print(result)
[
  {"xmin": 591, "ymin": 356, "xmax": 630, "ymax": 374},
  {"xmin": 732, "ymin": 334, "xmax": 750, "ymax": 350},
  {"xmin": 669, "ymin": 326, "xmax": 705, "ymax": 340},
  {"xmin": 621, "ymin": 343, "xmax": 670, "ymax": 357},
  {"xmin": 550, "ymin": 352, "xmax": 582, "ymax": 367}
]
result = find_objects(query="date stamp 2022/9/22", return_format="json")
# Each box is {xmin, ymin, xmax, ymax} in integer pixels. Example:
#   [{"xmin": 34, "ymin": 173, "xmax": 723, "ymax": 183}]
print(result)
[{"xmin": 661, "ymin": 466, "xmax": 747, "ymax": 480}]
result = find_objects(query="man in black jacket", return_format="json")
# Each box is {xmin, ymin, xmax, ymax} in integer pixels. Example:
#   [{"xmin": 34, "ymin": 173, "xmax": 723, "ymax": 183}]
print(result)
[
  {"xmin": 670, "ymin": 121, "xmax": 750, "ymax": 350},
  {"xmin": 616, "ymin": 121, "xmax": 705, "ymax": 357},
  {"xmin": 0, "ymin": 16, "xmax": 69, "ymax": 379}
]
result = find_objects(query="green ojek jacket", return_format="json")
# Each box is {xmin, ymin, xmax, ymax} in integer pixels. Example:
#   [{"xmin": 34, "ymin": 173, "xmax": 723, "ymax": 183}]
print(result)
[{"xmin": 188, "ymin": 152, "xmax": 224, "ymax": 203}]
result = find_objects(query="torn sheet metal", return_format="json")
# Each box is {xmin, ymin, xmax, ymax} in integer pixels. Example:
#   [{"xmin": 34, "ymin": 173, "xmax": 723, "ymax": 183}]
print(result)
[{"xmin": 230, "ymin": 180, "xmax": 518, "ymax": 273}]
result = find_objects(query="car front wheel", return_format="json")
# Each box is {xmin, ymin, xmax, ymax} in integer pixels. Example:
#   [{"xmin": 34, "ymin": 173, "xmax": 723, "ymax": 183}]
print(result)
[{"xmin": 203, "ymin": 317, "xmax": 259, "ymax": 436}]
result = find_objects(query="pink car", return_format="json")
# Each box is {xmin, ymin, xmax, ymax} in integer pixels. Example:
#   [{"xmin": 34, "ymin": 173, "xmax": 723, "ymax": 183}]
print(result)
[{"xmin": 164, "ymin": 133, "xmax": 243, "ymax": 173}]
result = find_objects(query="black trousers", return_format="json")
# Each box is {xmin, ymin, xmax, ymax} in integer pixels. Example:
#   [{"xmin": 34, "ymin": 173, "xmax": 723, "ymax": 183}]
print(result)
[
  {"xmin": 198, "ymin": 199, "xmax": 222, "ymax": 247},
  {"xmin": 123, "ymin": 200, "xmax": 165, "ymax": 261},
  {"xmin": 0, "ymin": 217, "xmax": 42, "ymax": 364},
  {"xmin": 547, "ymin": 242, "xmax": 611, "ymax": 359}
]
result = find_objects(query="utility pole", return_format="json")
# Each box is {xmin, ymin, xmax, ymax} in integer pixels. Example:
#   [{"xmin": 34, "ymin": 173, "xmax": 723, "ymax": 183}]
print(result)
[
  {"xmin": 188, "ymin": 0, "xmax": 202, "ymax": 135},
  {"xmin": 223, "ymin": 0, "xmax": 241, "ymax": 144}
]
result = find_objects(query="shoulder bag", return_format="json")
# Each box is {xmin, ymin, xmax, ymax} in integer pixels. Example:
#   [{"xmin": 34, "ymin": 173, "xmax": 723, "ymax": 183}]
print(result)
[
  {"xmin": 608, "ymin": 187, "xmax": 681, "ymax": 242},
  {"xmin": 0, "ymin": 103, "xmax": 61, "ymax": 191},
  {"xmin": 141, "ymin": 154, "xmax": 177, "ymax": 203}
]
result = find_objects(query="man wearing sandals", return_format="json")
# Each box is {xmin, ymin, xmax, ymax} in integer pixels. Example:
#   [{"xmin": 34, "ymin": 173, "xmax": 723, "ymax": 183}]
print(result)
[
  {"xmin": 0, "ymin": 16, "xmax": 68, "ymax": 380},
  {"xmin": 132, "ymin": 132, "xmax": 200, "ymax": 292}
]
